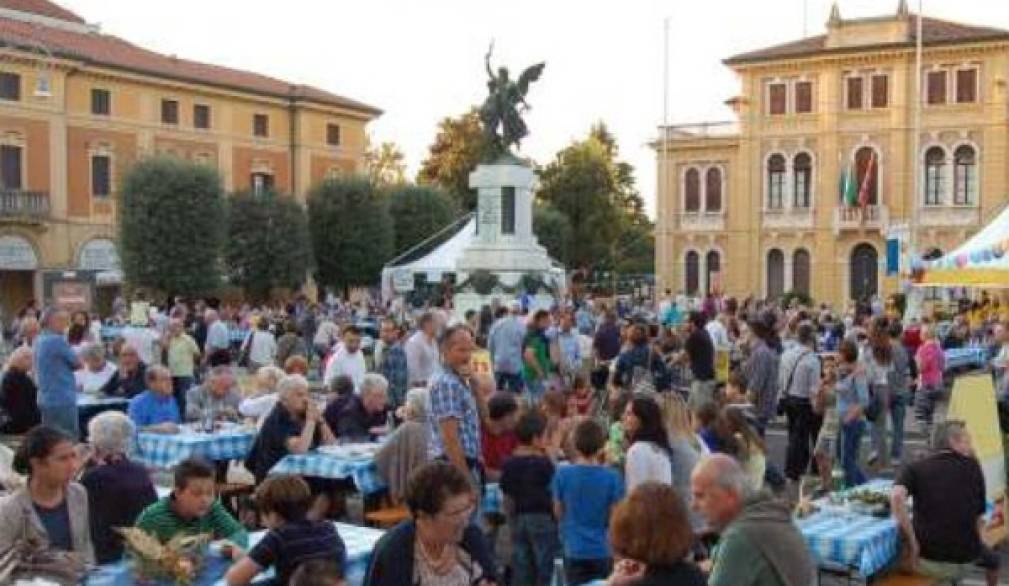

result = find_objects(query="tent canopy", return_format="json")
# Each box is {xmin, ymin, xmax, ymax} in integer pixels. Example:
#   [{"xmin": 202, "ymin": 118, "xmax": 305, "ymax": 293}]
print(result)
[{"xmin": 916, "ymin": 204, "xmax": 1009, "ymax": 288}]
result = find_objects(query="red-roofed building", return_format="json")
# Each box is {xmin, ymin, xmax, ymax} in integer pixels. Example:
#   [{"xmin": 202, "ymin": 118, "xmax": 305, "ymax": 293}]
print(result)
[
  {"xmin": 0, "ymin": 0, "xmax": 380, "ymax": 315},
  {"xmin": 654, "ymin": 1, "xmax": 1009, "ymax": 308}
]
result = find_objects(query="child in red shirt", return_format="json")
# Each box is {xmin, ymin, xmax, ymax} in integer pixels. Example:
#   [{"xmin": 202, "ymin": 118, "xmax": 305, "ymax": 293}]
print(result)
[{"xmin": 481, "ymin": 391, "xmax": 520, "ymax": 481}]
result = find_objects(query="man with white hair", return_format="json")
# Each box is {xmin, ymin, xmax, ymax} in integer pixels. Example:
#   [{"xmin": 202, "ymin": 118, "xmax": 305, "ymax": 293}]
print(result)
[
  {"xmin": 34, "ymin": 307, "xmax": 82, "ymax": 437},
  {"xmin": 75, "ymin": 343, "xmax": 116, "ymax": 394},
  {"xmin": 185, "ymin": 366, "xmax": 241, "ymax": 424},
  {"xmin": 245, "ymin": 374, "xmax": 335, "ymax": 483},
  {"xmin": 891, "ymin": 421, "xmax": 1000, "ymax": 586},
  {"xmin": 330, "ymin": 373, "xmax": 389, "ymax": 441},
  {"xmin": 691, "ymin": 454, "xmax": 814, "ymax": 586}
]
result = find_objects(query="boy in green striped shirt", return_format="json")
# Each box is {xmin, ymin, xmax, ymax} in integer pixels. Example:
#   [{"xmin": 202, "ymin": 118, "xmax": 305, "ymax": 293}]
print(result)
[{"xmin": 135, "ymin": 458, "xmax": 248, "ymax": 557}]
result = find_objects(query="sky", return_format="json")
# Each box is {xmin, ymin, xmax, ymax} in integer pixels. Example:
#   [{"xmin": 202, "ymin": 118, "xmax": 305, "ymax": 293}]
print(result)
[{"xmin": 58, "ymin": 0, "xmax": 1009, "ymax": 217}]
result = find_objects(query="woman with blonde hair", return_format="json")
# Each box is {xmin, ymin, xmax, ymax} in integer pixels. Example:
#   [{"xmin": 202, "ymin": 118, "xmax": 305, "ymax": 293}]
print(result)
[
  {"xmin": 659, "ymin": 392, "xmax": 705, "ymax": 531},
  {"xmin": 238, "ymin": 365, "xmax": 286, "ymax": 423}
]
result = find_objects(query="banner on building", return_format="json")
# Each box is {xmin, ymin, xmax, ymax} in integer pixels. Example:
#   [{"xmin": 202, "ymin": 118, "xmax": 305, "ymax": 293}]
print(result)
[{"xmin": 948, "ymin": 374, "xmax": 1007, "ymax": 545}]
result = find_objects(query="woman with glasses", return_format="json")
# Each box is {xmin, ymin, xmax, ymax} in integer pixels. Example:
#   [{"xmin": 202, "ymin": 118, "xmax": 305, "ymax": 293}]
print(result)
[{"xmin": 364, "ymin": 461, "xmax": 498, "ymax": 586}]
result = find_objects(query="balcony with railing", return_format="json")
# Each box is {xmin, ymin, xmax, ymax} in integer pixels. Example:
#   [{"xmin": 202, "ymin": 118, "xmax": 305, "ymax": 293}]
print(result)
[
  {"xmin": 659, "ymin": 121, "xmax": 740, "ymax": 142},
  {"xmin": 679, "ymin": 211, "xmax": 725, "ymax": 232},
  {"xmin": 762, "ymin": 206, "xmax": 815, "ymax": 229},
  {"xmin": 0, "ymin": 190, "xmax": 50, "ymax": 222},
  {"xmin": 832, "ymin": 204, "xmax": 888, "ymax": 235},
  {"xmin": 919, "ymin": 205, "xmax": 979, "ymax": 227}
]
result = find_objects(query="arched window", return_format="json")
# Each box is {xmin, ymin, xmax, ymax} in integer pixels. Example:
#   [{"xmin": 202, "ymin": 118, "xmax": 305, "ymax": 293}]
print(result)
[
  {"xmin": 767, "ymin": 249, "xmax": 785, "ymax": 299},
  {"xmin": 705, "ymin": 167, "xmax": 722, "ymax": 212},
  {"xmin": 793, "ymin": 153, "xmax": 812, "ymax": 208},
  {"xmin": 793, "ymin": 248, "xmax": 811, "ymax": 296},
  {"xmin": 685, "ymin": 251, "xmax": 699, "ymax": 295},
  {"xmin": 854, "ymin": 146, "xmax": 879, "ymax": 205},
  {"xmin": 924, "ymin": 146, "xmax": 945, "ymax": 206},
  {"xmin": 767, "ymin": 154, "xmax": 786, "ymax": 209},
  {"xmin": 954, "ymin": 145, "xmax": 976, "ymax": 205},
  {"xmin": 684, "ymin": 168, "xmax": 700, "ymax": 212},
  {"xmin": 706, "ymin": 250, "xmax": 721, "ymax": 294}
]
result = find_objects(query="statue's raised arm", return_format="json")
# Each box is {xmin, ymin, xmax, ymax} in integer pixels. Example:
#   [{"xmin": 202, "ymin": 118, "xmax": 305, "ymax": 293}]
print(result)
[{"xmin": 477, "ymin": 45, "xmax": 545, "ymax": 159}]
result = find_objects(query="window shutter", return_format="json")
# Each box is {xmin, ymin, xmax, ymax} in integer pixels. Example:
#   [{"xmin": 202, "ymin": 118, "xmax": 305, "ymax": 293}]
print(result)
[
  {"xmin": 871, "ymin": 75, "xmax": 888, "ymax": 108},
  {"xmin": 1, "ymin": 145, "xmax": 21, "ymax": 189},
  {"xmin": 794, "ymin": 81, "xmax": 812, "ymax": 113},
  {"xmin": 846, "ymin": 77, "xmax": 863, "ymax": 110},
  {"xmin": 768, "ymin": 83, "xmax": 787, "ymax": 115},
  {"xmin": 956, "ymin": 69, "xmax": 977, "ymax": 103},
  {"xmin": 927, "ymin": 71, "xmax": 947, "ymax": 105}
]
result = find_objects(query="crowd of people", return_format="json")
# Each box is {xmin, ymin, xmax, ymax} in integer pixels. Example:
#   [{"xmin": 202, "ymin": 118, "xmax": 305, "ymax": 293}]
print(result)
[{"xmin": 0, "ymin": 288, "xmax": 1000, "ymax": 585}]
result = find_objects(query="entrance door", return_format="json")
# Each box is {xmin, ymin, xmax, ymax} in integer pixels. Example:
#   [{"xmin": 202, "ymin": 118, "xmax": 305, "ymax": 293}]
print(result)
[
  {"xmin": 0, "ymin": 270, "xmax": 34, "ymax": 320},
  {"xmin": 850, "ymin": 243, "xmax": 878, "ymax": 302}
]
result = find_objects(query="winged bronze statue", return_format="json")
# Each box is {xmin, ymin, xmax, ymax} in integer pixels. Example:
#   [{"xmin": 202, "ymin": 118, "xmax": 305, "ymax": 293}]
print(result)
[{"xmin": 479, "ymin": 43, "xmax": 545, "ymax": 158}]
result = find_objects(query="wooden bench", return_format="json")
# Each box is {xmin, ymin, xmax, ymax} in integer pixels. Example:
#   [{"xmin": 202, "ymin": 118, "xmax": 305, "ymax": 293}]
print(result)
[
  {"xmin": 872, "ymin": 574, "xmax": 935, "ymax": 586},
  {"xmin": 364, "ymin": 505, "xmax": 410, "ymax": 528}
]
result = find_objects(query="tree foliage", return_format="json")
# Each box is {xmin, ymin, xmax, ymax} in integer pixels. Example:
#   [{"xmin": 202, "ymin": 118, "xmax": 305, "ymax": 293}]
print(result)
[
  {"xmin": 533, "ymin": 203, "xmax": 573, "ymax": 264},
  {"xmin": 225, "ymin": 192, "xmax": 312, "ymax": 302},
  {"xmin": 307, "ymin": 176, "xmax": 393, "ymax": 294},
  {"xmin": 118, "ymin": 156, "xmax": 226, "ymax": 296},
  {"xmin": 364, "ymin": 140, "xmax": 407, "ymax": 186},
  {"xmin": 417, "ymin": 108, "xmax": 490, "ymax": 211},
  {"xmin": 387, "ymin": 185, "xmax": 458, "ymax": 256}
]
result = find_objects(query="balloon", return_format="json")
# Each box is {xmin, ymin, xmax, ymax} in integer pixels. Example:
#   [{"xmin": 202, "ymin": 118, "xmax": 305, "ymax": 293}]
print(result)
[
  {"xmin": 956, "ymin": 254, "xmax": 968, "ymax": 268},
  {"xmin": 994, "ymin": 246, "xmax": 1005, "ymax": 259}
]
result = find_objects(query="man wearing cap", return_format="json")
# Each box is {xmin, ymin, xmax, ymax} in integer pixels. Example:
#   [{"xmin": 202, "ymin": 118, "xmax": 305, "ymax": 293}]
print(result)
[{"xmin": 487, "ymin": 301, "xmax": 526, "ymax": 393}]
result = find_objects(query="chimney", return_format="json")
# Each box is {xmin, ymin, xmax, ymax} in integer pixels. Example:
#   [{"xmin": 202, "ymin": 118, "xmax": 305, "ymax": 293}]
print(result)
[
  {"xmin": 827, "ymin": 2, "xmax": 842, "ymax": 27},
  {"xmin": 896, "ymin": 0, "xmax": 909, "ymax": 18}
]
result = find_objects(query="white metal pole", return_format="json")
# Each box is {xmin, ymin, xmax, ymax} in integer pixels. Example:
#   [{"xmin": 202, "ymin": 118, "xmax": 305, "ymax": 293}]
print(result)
[
  {"xmin": 910, "ymin": 0, "xmax": 923, "ymax": 262},
  {"xmin": 661, "ymin": 16, "xmax": 670, "ymax": 304}
]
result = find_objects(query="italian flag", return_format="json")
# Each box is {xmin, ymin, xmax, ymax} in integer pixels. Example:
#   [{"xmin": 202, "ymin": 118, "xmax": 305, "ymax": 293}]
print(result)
[
  {"xmin": 839, "ymin": 165, "xmax": 858, "ymax": 207},
  {"xmin": 858, "ymin": 151, "xmax": 876, "ymax": 208}
]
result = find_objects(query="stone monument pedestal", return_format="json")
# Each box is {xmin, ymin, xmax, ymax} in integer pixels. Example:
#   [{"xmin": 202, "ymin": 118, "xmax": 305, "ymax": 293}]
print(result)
[{"xmin": 453, "ymin": 157, "xmax": 563, "ymax": 316}]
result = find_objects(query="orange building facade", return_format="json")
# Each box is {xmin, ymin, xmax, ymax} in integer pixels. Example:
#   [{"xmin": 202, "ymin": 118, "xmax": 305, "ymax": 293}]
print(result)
[{"xmin": 0, "ymin": 0, "xmax": 380, "ymax": 316}]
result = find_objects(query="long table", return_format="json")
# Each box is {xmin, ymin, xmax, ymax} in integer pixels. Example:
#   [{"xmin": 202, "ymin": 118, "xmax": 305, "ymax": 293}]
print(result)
[
  {"xmin": 135, "ymin": 426, "xmax": 256, "ymax": 469},
  {"xmin": 945, "ymin": 346, "xmax": 988, "ymax": 371},
  {"xmin": 85, "ymin": 521, "xmax": 383, "ymax": 586}
]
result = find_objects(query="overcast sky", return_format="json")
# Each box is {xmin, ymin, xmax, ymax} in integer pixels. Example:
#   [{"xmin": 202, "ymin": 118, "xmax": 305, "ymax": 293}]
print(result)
[{"xmin": 60, "ymin": 0, "xmax": 1009, "ymax": 216}]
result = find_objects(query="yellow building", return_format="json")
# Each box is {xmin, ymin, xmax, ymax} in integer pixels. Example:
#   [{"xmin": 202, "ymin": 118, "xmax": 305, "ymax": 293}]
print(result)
[
  {"xmin": 0, "ymin": 0, "xmax": 380, "ymax": 316},
  {"xmin": 655, "ymin": 1, "xmax": 1009, "ymax": 308}
]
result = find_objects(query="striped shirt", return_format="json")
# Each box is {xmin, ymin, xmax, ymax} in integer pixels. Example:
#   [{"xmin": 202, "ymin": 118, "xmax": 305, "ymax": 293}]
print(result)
[
  {"xmin": 248, "ymin": 519, "xmax": 346, "ymax": 585},
  {"xmin": 135, "ymin": 496, "xmax": 248, "ymax": 547}
]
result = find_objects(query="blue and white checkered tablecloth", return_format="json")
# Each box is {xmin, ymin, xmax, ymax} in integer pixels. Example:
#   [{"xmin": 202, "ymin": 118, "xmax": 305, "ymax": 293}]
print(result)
[
  {"xmin": 136, "ymin": 428, "xmax": 256, "ymax": 469},
  {"xmin": 77, "ymin": 394, "xmax": 130, "ymax": 409},
  {"xmin": 269, "ymin": 452, "xmax": 387, "ymax": 495},
  {"xmin": 102, "ymin": 326, "xmax": 247, "ymax": 344},
  {"xmin": 797, "ymin": 510, "xmax": 898, "ymax": 578},
  {"xmin": 945, "ymin": 346, "xmax": 987, "ymax": 371},
  {"xmin": 86, "ymin": 521, "xmax": 381, "ymax": 586}
]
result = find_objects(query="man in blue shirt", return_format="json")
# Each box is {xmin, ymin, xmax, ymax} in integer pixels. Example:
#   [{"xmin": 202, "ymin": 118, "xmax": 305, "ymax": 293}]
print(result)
[
  {"xmin": 34, "ymin": 307, "xmax": 81, "ymax": 437},
  {"xmin": 487, "ymin": 302, "xmax": 526, "ymax": 393},
  {"xmin": 427, "ymin": 325, "xmax": 482, "ymax": 485},
  {"xmin": 128, "ymin": 365, "xmax": 181, "ymax": 433}
]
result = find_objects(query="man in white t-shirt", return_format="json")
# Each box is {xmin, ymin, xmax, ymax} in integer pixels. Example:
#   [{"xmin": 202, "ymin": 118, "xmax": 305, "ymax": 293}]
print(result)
[
  {"xmin": 122, "ymin": 320, "xmax": 159, "ymax": 366},
  {"xmin": 74, "ymin": 342, "xmax": 117, "ymax": 394},
  {"xmin": 405, "ymin": 312, "xmax": 439, "ymax": 388},
  {"xmin": 706, "ymin": 312, "xmax": 730, "ymax": 349},
  {"xmin": 323, "ymin": 325, "xmax": 366, "ymax": 391}
]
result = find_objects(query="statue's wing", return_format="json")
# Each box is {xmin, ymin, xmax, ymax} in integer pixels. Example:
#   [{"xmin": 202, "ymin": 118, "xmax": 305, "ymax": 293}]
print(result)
[{"xmin": 517, "ymin": 63, "xmax": 545, "ymax": 96}]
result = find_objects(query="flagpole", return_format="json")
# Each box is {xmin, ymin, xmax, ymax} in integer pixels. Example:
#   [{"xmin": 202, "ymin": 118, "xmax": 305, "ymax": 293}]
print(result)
[
  {"xmin": 662, "ymin": 16, "xmax": 670, "ymax": 303},
  {"xmin": 909, "ymin": 0, "xmax": 923, "ymax": 272}
]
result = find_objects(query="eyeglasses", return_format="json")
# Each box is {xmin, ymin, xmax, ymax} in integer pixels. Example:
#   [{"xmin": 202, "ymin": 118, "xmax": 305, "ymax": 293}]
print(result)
[{"xmin": 438, "ymin": 502, "xmax": 475, "ymax": 521}]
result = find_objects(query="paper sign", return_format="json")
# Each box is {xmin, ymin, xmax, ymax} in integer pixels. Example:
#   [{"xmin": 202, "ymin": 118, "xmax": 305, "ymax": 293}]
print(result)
[
  {"xmin": 471, "ymin": 349, "xmax": 493, "ymax": 379},
  {"xmin": 948, "ymin": 374, "xmax": 1007, "ymax": 545},
  {"xmin": 130, "ymin": 301, "xmax": 150, "ymax": 326}
]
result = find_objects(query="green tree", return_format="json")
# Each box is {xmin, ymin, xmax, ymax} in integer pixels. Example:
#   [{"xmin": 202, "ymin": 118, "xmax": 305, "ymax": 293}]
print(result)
[
  {"xmin": 364, "ymin": 140, "xmax": 407, "ymax": 186},
  {"xmin": 533, "ymin": 203, "xmax": 573, "ymax": 264},
  {"xmin": 307, "ymin": 175, "xmax": 393, "ymax": 294},
  {"xmin": 225, "ymin": 192, "xmax": 313, "ymax": 302},
  {"xmin": 417, "ymin": 108, "xmax": 490, "ymax": 211},
  {"xmin": 537, "ymin": 136, "xmax": 622, "ymax": 269},
  {"xmin": 387, "ymin": 185, "xmax": 458, "ymax": 256},
  {"xmin": 118, "ymin": 156, "xmax": 226, "ymax": 296},
  {"xmin": 613, "ymin": 217, "xmax": 655, "ymax": 275}
]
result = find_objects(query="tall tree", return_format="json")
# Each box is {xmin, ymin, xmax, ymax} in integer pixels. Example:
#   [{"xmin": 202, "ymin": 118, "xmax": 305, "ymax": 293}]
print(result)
[
  {"xmin": 533, "ymin": 203, "xmax": 573, "ymax": 264},
  {"xmin": 307, "ymin": 176, "xmax": 393, "ymax": 295},
  {"xmin": 225, "ymin": 192, "xmax": 313, "ymax": 302},
  {"xmin": 387, "ymin": 185, "xmax": 458, "ymax": 256},
  {"xmin": 364, "ymin": 140, "xmax": 407, "ymax": 186},
  {"xmin": 537, "ymin": 137, "xmax": 622, "ymax": 269},
  {"xmin": 118, "ymin": 156, "xmax": 226, "ymax": 296},
  {"xmin": 417, "ymin": 108, "xmax": 490, "ymax": 211}
]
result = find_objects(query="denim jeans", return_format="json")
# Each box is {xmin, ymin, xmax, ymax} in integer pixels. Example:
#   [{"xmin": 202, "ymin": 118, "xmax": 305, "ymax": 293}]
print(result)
[
  {"xmin": 564, "ymin": 557, "xmax": 611, "ymax": 586},
  {"xmin": 869, "ymin": 385, "xmax": 891, "ymax": 468},
  {"xmin": 915, "ymin": 383, "xmax": 943, "ymax": 425},
  {"xmin": 511, "ymin": 513, "xmax": 559, "ymax": 586},
  {"xmin": 41, "ymin": 404, "xmax": 79, "ymax": 439},
  {"xmin": 496, "ymin": 372, "xmax": 525, "ymax": 393},
  {"xmin": 890, "ymin": 391, "xmax": 907, "ymax": 460},
  {"xmin": 841, "ymin": 418, "xmax": 866, "ymax": 487},
  {"xmin": 525, "ymin": 378, "xmax": 546, "ymax": 404}
]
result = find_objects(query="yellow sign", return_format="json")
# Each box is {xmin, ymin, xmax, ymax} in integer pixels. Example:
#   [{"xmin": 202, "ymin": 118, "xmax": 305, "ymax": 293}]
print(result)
[
  {"xmin": 948, "ymin": 374, "xmax": 1007, "ymax": 545},
  {"xmin": 470, "ymin": 349, "xmax": 494, "ymax": 379},
  {"xmin": 715, "ymin": 348, "xmax": 730, "ymax": 383},
  {"xmin": 129, "ymin": 301, "xmax": 150, "ymax": 326}
]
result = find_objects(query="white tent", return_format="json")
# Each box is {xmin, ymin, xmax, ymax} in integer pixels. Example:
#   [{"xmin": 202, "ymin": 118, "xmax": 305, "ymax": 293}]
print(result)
[
  {"xmin": 381, "ymin": 217, "xmax": 476, "ymax": 301},
  {"xmin": 916, "ymin": 204, "xmax": 1009, "ymax": 288}
]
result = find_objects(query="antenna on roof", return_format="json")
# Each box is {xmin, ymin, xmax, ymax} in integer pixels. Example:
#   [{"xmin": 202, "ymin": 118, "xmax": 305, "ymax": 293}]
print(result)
[{"xmin": 827, "ymin": 2, "xmax": 841, "ymax": 26}]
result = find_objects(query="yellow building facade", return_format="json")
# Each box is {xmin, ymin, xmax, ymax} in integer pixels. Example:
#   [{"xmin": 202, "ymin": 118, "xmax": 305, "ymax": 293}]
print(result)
[
  {"xmin": 0, "ymin": 0, "xmax": 379, "ymax": 316},
  {"xmin": 655, "ymin": 2, "xmax": 1009, "ymax": 309}
]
